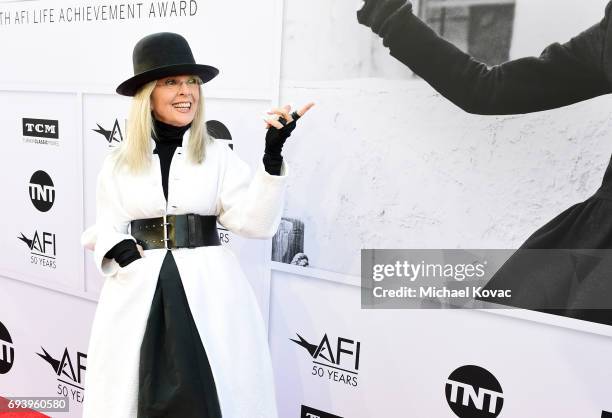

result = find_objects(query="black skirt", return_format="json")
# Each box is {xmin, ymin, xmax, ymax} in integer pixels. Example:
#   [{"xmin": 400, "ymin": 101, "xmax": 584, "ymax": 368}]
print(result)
[
  {"xmin": 482, "ymin": 157, "xmax": 612, "ymax": 326},
  {"xmin": 138, "ymin": 250, "xmax": 223, "ymax": 417}
]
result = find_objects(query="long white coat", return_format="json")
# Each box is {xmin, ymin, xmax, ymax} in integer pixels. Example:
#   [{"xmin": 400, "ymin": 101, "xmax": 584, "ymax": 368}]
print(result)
[{"xmin": 80, "ymin": 132, "xmax": 286, "ymax": 418}]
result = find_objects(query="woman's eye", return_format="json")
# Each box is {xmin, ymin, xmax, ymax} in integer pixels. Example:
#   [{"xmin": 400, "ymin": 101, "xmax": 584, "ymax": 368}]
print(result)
[
  {"xmin": 187, "ymin": 78, "xmax": 200, "ymax": 85},
  {"xmin": 165, "ymin": 79, "xmax": 177, "ymax": 86}
]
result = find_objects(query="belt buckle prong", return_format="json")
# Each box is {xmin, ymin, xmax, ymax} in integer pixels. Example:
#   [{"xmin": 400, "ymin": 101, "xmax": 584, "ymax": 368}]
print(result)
[{"xmin": 163, "ymin": 213, "xmax": 171, "ymax": 249}]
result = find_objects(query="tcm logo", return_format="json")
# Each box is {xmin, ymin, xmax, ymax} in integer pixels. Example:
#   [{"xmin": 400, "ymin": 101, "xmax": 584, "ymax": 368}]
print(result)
[
  {"xmin": 301, "ymin": 405, "xmax": 343, "ymax": 418},
  {"xmin": 18, "ymin": 230, "xmax": 56, "ymax": 268},
  {"xmin": 37, "ymin": 346, "xmax": 86, "ymax": 404},
  {"xmin": 93, "ymin": 119, "xmax": 124, "ymax": 146},
  {"xmin": 22, "ymin": 118, "xmax": 59, "ymax": 139},
  {"xmin": 0, "ymin": 321, "xmax": 14, "ymax": 375},
  {"xmin": 445, "ymin": 365, "xmax": 503, "ymax": 418},
  {"xmin": 28, "ymin": 170, "xmax": 55, "ymax": 212},
  {"xmin": 291, "ymin": 332, "xmax": 360, "ymax": 387}
]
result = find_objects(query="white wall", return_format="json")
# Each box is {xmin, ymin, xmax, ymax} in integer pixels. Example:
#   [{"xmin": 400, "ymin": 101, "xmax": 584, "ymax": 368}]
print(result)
[
  {"xmin": 511, "ymin": 0, "xmax": 609, "ymax": 58},
  {"xmin": 278, "ymin": 0, "xmax": 612, "ymax": 276}
]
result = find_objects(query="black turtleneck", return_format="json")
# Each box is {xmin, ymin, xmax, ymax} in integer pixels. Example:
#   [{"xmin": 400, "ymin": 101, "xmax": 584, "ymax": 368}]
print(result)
[{"xmin": 152, "ymin": 117, "xmax": 192, "ymax": 201}]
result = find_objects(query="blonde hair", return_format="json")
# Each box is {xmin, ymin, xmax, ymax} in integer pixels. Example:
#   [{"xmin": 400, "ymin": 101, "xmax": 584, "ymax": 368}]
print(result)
[{"xmin": 114, "ymin": 78, "xmax": 210, "ymax": 174}]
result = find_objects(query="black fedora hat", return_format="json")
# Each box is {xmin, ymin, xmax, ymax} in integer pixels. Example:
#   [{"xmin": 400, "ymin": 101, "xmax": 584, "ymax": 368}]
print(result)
[{"xmin": 116, "ymin": 32, "xmax": 219, "ymax": 96}]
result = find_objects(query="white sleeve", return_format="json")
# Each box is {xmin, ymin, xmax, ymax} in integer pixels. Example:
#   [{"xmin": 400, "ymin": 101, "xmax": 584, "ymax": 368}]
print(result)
[
  {"xmin": 217, "ymin": 144, "xmax": 289, "ymax": 239},
  {"xmin": 80, "ymin": 158, "xmax": 136, "ymax": 277}
]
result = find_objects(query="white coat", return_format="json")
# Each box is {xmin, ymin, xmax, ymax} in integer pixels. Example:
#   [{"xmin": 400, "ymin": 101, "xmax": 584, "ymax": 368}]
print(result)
[{"xmin": 80, "ymin": 131, "xmax": 287, "ymax": 418}]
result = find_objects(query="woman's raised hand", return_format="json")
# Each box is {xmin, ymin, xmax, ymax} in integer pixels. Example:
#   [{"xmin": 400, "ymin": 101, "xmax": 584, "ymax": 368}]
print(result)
[
  {"xmin": 261, "ymin": 102, "xmax": 314, "ymax": 175},
  {"xmin": 263, "ymin": 102, "xmax": 315, "ymax": 129},
  {"xmin": 357, "ymin": 0, "xmax": 410, "ymax": 36}
]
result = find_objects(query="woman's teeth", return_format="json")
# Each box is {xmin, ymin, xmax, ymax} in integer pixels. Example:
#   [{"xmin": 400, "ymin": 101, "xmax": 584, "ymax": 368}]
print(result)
[{"xmin": 173, "ymin": 102, "xmax": 191, "ymax": 111}]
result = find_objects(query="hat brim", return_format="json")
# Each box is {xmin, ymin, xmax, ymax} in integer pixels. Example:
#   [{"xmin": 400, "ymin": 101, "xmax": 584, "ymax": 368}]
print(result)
[{"xmin": 116, "ymin": 63, "xmax": 219, "ymax": 96}]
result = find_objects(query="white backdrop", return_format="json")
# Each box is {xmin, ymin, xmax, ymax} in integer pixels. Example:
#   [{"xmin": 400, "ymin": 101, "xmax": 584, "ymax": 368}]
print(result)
[
  {"xmin": 0, "ymin": 0, "xmax": 282, "ymax": 416},
  {"xmin": 1, "ymin": 0, "xmax": 612, "ymax": 417}
]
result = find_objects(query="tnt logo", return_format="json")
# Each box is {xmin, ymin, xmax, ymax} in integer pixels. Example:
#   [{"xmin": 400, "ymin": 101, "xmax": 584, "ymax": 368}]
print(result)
[
  {"xmin": 22, "ymin": 118, "xmax": 59, "ymax": 139},
  {"xmin": 445, "ymin": 365, "xmax": 503, "ymax": 418},
  {"xmin": 28, "ymin": 170, "xmax": 55, "ymax": 212},
  {"xmin": 0, "ymin": 321, "xmax": 14, "ymax": 375}
]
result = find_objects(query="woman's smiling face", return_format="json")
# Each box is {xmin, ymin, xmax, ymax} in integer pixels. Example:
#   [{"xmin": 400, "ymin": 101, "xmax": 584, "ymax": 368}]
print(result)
[{"xmin": 150, "ymin": 74, "xmax": 201, "ymax": 126}]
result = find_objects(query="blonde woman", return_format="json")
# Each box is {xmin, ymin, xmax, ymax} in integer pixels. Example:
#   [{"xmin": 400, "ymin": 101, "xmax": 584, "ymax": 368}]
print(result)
[{"xmin": 80, "ymin": 32, "xmax": 313, "ymax": 418}]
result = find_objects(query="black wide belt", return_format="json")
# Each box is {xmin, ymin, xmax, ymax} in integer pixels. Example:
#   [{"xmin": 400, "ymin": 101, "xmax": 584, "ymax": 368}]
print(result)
[{"xmin": 130, "ymin": 214, "xmax": 221, "ymax": 250}]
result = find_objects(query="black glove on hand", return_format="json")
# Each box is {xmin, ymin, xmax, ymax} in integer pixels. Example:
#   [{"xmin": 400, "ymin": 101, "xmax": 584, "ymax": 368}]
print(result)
[
  {"xmin": 357, "ymin": 0, "xmax": 412, "ymax": 36},
  {"xmin": 105, "ymin": 239, "xmax": 142, "ymax": 268},
  {"xmin": 263, "ymin": 111, "xmax": 300, "ymax": 176}
]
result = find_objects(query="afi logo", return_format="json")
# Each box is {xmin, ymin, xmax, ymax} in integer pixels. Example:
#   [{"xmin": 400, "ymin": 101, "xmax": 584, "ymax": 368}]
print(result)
[
  {"xmin": 37, "ymin": 347, "xmax": 86, "ymax": 387},
  {"xmin": 301, "ymin": 405, "xmax": 343, "ymax": 418},
  {"xmin": 292, "ymin": 333, "xmax": 360, "ymax": 371},
  {"xmin": 18, "ymin": 231, "xmax": 56, "ymax": 257},
  {"xmin": 93, "ymin": 119, "xmax": 123, "ymax": 145},
  {"xmin": 445, "ymin": 365, "xmax": 503, "ymax": 418},
  {"xmin": 292, "ymin": 332, "xmax": 360, "ymax": 387},
  {"xmin": 37, "ymin": 347, "xmax": 86, "ymax": 404},
  {"xmin": 0, "ymin": 321, "xmax": 14, "ymax": 375},
  {"xmin": 28, "ymin": 170, "xmax": 55, "ymax": 212},
  {"xmin": 22, "ymin": 118, "xmax": 59, "ymax": 139}
]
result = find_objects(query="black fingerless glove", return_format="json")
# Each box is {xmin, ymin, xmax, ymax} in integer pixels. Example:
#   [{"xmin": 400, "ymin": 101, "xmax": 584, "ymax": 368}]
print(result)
[
  {"xmin": 104, "ymin": 239, "xmax": 142, "ymax": 268},
  {"xmin": 356, "ymin": 0, "xmax": 412, "ymax": 36},
  {"xmin": 263, "ymin": 111, "xmax": 300, "ymax": 176}
]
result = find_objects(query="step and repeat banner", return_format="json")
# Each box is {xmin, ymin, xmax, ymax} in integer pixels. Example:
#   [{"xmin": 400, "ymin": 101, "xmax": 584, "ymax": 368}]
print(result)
[
  {"xmin": 2, "ymin": 0, "xmax": 612, "ymax": 417},
  {"xmin": 0, "ymin": 0, "xmax": 280, "ymax": 417}
]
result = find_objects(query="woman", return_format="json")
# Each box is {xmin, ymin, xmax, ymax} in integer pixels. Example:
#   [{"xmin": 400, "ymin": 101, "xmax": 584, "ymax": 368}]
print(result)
[
  {"xmin": 357, "ymin": 0, "xmax": 612, "ymax": 324},
  {"xmin": 80, "ymin": 32, "xmax": 313, "ymax": 417}
]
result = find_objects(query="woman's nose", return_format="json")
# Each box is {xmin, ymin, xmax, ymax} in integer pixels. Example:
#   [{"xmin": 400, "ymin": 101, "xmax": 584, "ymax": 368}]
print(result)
[{"xmin": 178, "ymin": 81, "xmax": 190, "ymax": 94}]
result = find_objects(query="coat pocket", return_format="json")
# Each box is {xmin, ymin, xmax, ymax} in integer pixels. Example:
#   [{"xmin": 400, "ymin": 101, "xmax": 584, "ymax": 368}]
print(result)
[{"xmin": 115, "ymin": 256, "xmax": 147, "ymax": 280}]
